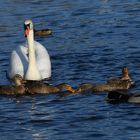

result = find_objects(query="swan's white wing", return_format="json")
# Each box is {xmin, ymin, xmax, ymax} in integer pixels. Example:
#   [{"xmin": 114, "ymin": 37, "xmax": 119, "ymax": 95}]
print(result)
[
  {"xmin": 8, "ymin": 50, "xmax": 24, "ymax": 78},
  {"xmin": 8, "ymin": 45, "xmax": 28, "ymax": 79},
  {"xmin": 34, "ymin": 41, "xmax": 51, "ymax": 79},
  {"xmin": 9, "ymin": 41, "xmax": 51, "ymax": 80}
]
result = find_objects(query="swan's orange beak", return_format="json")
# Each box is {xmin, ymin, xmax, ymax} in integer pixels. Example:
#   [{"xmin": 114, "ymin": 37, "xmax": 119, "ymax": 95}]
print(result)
[{"xmin": 24, "ymin": 26, "xmax": 30, "ymax": 37}]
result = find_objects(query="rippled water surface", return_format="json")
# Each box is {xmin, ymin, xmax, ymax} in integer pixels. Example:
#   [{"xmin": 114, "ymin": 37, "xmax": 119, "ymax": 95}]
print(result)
[{"xmin": 0, "ymin": 0, "xmax": 140, "ymax": 139}]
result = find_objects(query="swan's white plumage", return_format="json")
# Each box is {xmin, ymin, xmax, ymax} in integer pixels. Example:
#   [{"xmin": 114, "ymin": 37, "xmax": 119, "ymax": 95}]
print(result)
[
  {"xmin": 9, "ymin": 41, "xmax": 51, "ymax": 80},
  {"xmin": 9, "ymin": 19, "xmax": 51, "ymax": 80},
  {"xmin": 9, "ymin": 50, "xmax": 24, "ymax": 78},
  {"xmin": 34, "ymin": 41, "xmax": 51, "ymax": 78}
]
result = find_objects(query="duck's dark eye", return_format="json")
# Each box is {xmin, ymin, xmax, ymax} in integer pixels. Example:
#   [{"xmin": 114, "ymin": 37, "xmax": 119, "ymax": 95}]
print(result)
[{"xmin": 24, "ymin": 23, "xmax": 30, "ymax": 30}]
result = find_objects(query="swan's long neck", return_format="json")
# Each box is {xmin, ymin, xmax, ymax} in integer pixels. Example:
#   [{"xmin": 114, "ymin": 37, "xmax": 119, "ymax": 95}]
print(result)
[
  {"xmin": 25, "ymin": 29, "xmax": 42, "ymax": 80},
  {"xmin": 27, "ymin": 30, "xmax": 36, "ymax": 66}
]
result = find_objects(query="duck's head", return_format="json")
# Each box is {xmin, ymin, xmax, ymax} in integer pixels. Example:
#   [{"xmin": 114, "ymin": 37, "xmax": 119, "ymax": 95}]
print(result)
[
  {"xmin": 121, "ymin": 66, "xmax": 134, "ymax": 84},
  {"xmin": 76, "ymin": 83, "xmax": 93, "ymax": 93},
  {"xmin": 122, "ymin": 66, "xmax": 129, "ymax": 78},
  {"xmin": 56, "ymin": 83, "xmax": 76, "ymax": 93},
  {"xmin": 24, "ymin": 19, "xmax": 34, "ymax": 37},
  {"xmin": 13, "ymin": 74, "xmax": 26, "ymax": 86}
]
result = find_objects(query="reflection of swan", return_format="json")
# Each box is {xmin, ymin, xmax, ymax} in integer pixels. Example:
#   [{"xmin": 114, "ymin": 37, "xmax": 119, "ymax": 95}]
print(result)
[{"xmin": 8, "ymin": 19, "xmax": 51, "ymax": 80}]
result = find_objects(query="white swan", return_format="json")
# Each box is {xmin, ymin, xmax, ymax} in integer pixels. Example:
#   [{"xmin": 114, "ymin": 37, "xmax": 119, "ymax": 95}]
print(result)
[{"xmin": 8, "ymin": 19, "xmax": 51, "ymax": 80}]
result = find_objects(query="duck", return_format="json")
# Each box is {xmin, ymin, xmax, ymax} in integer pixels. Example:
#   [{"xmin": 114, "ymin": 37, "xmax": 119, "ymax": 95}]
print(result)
[
  {"xmin": 34, "ymin": 29, "xmax": 52, "ymax": 36},
  {"xmin": 107, "ymin": 66, "xmax": 134, "ymax": 85},
  {"xmin": 0, "ymin": 74, "xmax": 76, "ymax": 95},
  {"xmin": 25, "ymin": 82, "xmax": 76, "ymax": 95},
  {"xmin": 8, "ymin": 19, "xmax": 51, "ymax": 81},
  {"xmin": 107, "ymin": 91, "xmax": 140, "ymax": 104},
  {"xmin": 0, "ymin": 74, "xmax": 26, "ymax": 95},
  {"xmin": 76, "ymin": 80, "xmax": 132, "ymax": 93}
]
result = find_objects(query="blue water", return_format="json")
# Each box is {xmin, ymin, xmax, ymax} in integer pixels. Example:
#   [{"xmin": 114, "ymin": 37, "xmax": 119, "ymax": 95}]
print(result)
[{"xmin": 0, "ymin": 0, "xmax": 140, "ymax": 139}]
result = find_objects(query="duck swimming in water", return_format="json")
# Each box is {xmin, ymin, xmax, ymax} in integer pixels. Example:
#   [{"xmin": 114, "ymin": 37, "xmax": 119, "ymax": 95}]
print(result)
[
  {"xmin": 107, "ymin": 66, "xmax": 134, "ymax": 85},
  {"xmin": 26, "ymin": 82, "xmax": 75, "ymax": 94},
  {"xmin": 76, "ymin": 80, "xmax": 132, "ymax": 93},
  {"xmin": 0, "ymin": 73, "xmax": 75, "ymax": 95},
  {"xmin": 34, "ymin": 29, "xmax": 52, "ymax": 36},
  {"xmin": 0, "ymin": 74, "xmax": 26, "ymax": 95},
  {"xmin": 76, "ymin": 67, "xmax": 134, "ymax": 93}
]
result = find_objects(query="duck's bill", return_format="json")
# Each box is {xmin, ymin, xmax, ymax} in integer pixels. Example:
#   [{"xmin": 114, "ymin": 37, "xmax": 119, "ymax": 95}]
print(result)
[{"xmin": 75, "ymin": 88, "xmax": 82, "ymax": 93}]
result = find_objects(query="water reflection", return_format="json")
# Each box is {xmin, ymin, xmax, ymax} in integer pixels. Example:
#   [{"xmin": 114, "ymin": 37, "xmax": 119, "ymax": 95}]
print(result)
[{"xmin": 13, "ymin": 95, "xmax": 58, "ymax": 139}]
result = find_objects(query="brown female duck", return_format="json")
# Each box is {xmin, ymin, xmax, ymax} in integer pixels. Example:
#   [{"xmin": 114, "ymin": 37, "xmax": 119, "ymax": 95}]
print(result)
[
  {"xmin": 76, "ymin": 80, "xmax": 132, "ymax": 93},
  {"xmin": 0, "ymin": 73, "xmax": 75, "ymax": 95},
  {"xmin": 0, "ymin": 74, "xmax": 26, "ymax": 95},
  {"xmin": 107, "ymin": 66, "xmax": 134, "ymax": 85},
  {"xmin": 26, "ymin": 82, "xmax": 75, "ymax": 95},
  {"xmin": 34, "ymin": 29, "xmax": 52, "ymax": 36}
]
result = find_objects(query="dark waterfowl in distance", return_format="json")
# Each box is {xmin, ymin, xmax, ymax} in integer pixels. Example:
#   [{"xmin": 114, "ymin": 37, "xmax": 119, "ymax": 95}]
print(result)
[{"xmin": 34, "ymin": 29, "xmax": 52, "ymax": 36}]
